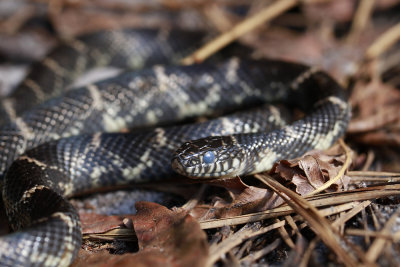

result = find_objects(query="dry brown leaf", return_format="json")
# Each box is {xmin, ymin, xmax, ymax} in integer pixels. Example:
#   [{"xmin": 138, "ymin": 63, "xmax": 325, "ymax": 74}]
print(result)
[
  {"xmin": 74, "ymin": 249, "xmax": 172, "ymax": 267},
  {"xmin": 270, "ymin": 146, "xmax": 351, "ymax": 195},
  {"xmin": 299, "ymin": 155, "xmax": 326, "ymax": 188},
  {"xmin": 74, "ymin": 202, "xmax": 208, "ymax": 267},
  {"xmin": 132, "ymin": 202, "xmax": 208, "ymax": 267},
  {"xmin": 195, "ymin": 144, "xmax": 352, "ymax": 220},
  {"xmin": 80, "ymin": 213, "xmax": 128, "ymax": 235},
  {"xmin": 191, "ymin": 177, "xmax": 284, "ymax": 220}
]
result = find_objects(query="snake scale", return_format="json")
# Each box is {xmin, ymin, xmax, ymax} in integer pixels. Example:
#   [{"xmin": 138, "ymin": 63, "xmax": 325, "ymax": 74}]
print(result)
[{"xmin": 0, "ymin": 29, "xmax": 350, "ymax": 266}]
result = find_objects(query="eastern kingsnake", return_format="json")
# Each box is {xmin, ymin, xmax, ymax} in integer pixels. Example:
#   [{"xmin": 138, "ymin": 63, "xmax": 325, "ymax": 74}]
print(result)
[{"xmin": 0, "ymin": 29, "xmax": 350, "ymax": 266}]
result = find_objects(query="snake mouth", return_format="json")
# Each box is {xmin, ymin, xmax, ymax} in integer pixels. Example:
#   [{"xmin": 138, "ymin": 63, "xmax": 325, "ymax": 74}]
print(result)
[
  {"xmin": 171, "ymin": 156, "xmax": 238, "ymax": 179},
  {"xmin": 171, "ymin": 157, "xmax": 187, "ymax": 176},
  {"xmin": 171, "ymin": 157, "xmax": 210, "ymax": 179}
]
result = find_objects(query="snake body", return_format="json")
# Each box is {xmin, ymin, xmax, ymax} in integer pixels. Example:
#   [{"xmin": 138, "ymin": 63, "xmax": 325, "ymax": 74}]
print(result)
[
  {"xmin": 0, "ymin": 29, "xmax": 205, "ymax": 126},
  {"xmin": 0, "ymin": 29, "xmax": 350, "ymax": 266}
]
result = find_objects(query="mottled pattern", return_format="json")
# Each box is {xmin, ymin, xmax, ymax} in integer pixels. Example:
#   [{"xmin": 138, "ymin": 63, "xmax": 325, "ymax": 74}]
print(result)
[
  {"xmin": 172, "ymin": 71, "xmax": 350, "ymax": 178},
  {"xmin": 0, "ymin": 29, "xmax": 205, "ymax": 126},
  {"xmin": 172, "ymin": 95, "xmax": 349, "ymax": 178},
  {"xmin": 0, "ymin": 59, "xmax": 317, "ymax": 177},
  {"xmin": 0, "ymin": 31, "xmax": 350, "ymax": 267}
]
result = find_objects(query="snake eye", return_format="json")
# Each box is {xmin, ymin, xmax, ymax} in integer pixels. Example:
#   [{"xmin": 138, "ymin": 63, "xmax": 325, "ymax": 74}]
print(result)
[{"xmin": 202, "ymin": 151, "xmax": 215, "ymax": 164}]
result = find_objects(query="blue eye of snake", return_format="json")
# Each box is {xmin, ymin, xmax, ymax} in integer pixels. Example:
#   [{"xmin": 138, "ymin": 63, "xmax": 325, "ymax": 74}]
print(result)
[{"xmin": 203, "ymin": 151, "xmax": 215, "ymax": 164}]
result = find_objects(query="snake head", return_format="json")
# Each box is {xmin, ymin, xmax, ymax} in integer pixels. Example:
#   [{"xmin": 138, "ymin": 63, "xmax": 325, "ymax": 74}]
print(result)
[{"xmin": 172, "ymin": 136, "xmax": 246, "ymax": 179}]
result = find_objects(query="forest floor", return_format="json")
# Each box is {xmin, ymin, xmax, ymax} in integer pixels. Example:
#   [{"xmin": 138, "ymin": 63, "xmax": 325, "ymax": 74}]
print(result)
[{"xmin": 1, "ymin": 0, "xmax": 400, "ymax": 266}]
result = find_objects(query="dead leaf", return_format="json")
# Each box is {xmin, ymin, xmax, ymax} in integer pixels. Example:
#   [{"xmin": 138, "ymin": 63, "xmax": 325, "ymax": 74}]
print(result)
[
  {"xmin": 190, "ymin": 144, "xmax": 353, "ymax": 220},
  {"xmin": 133, "ymin": 202, "xmax": 208, "ymax": 267},
  {"xmin": 74, "ymin": 249, "xmax": 170, "ymax": 267},
  {"xmin": 299, "ymin": 155, "xmax": 326, "ymax": 188},
  {"xmin": 192, "ymin": 177, "xmax": 284, "ymax": 220},
  {"xmin": 80, "ymin": 213, "xmax": 128, "ymax": 235},
  {"xmin": 270, "ymin": 146, "xmax": 351, "ymax": 195},
  {"xmin": 73, "ymin": 202, "xmax": 208, "ymax": 267}
]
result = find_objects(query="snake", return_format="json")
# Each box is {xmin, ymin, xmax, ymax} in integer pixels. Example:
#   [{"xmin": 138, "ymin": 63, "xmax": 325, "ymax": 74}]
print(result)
[{"xmin": 0, "ymin": 28, "xmax": 350, "ymax": 267}]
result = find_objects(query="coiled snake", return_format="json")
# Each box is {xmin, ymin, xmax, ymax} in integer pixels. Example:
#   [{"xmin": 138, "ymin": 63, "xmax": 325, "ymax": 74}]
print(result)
[{"xmin": 0, "ymin": 29, "xmax": 350, "ymax": 266}]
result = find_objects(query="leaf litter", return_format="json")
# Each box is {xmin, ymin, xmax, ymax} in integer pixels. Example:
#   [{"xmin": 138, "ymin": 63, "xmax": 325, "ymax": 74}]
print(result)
[{"xmin": 1, "ymin": 0, "xmax": 400, "ymax": 266}]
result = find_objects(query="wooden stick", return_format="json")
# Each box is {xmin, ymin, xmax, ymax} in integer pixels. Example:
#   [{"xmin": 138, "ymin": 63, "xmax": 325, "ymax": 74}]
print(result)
[{"xmin": 181, "ymin": 0, "xmax": 299, "ymax": 65}]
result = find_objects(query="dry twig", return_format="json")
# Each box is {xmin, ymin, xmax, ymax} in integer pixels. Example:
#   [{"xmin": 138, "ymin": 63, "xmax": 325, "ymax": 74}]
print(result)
[
  {"xmin": 256, "ymin": 174, "xmax": 362, "ymax": 266},
  {"xmin": 366, "ymin": 22, "xmax": 400, "ymax": 59},
  {"xmin": 181, "ymin": 0, "xmax": 299, "ymax": 64}
]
